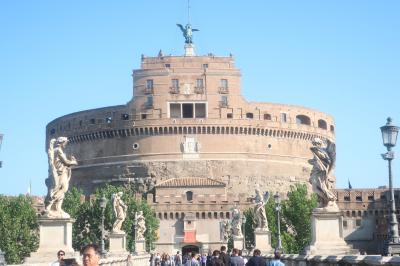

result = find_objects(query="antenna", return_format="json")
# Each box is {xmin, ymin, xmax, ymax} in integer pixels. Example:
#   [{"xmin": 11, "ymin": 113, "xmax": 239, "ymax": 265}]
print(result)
[{"xmin": 187, "ymin": 0, "xmax": 191, "ymax": 24}]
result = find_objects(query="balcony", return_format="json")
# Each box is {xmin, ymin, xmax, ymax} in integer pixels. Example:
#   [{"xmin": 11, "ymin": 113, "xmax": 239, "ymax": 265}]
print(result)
[
  {"xmin": 218, "ymin": 87, "xmax": 229, "ymax": 94},
  {"xmin": 144, "ymin": 87, "xmax": 154, "ymax": 94},
  {"xmin": 194, "ymin": 86, "xmax": 204, "ymax": 94},
  {"xmin": 170, "ymin": 87, "xmax": 180, "ymax": 94}
]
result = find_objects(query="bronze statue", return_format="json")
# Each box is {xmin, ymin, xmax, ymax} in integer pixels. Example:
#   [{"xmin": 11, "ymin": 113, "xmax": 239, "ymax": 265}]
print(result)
[{"xmin": 176, "ymin": 23, "xmax": 199, "ymax": 44}]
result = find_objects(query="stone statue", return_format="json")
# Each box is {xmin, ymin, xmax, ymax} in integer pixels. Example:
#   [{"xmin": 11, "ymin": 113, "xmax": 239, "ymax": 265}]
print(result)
[
  {"xmin": 44, "ymin": 137, "xmax": 77, "ymax": 218},
  {"xmin": 253, "ymin": 189, "xmax": 269, "ymax": 230},
  {"xmin": 112, "ymin": 192, "xmax": 127, "ymax": 233},
  {"xmin": 309, "ymin": 138, "xmax": 338, "ymax": 210},
  {"xmin": 221, "ymin": 220, "xmax": 231, "ymax": 241},
  {"xmin": 231, "ymin": 207, "xmax": 243, "ymax": 237},
  {"xmin": 176, "ymin": 23, "xmax": 199, "ymax": 44},
  {"xmin": 135, "ymin": 211, "xmax": 146, "ymax": 241}
]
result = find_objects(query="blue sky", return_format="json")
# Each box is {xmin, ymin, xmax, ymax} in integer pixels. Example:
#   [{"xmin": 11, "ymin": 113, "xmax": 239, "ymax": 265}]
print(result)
[{"xmin": 0, "ymin": 1, "xmax": 399, "ymax": 195}]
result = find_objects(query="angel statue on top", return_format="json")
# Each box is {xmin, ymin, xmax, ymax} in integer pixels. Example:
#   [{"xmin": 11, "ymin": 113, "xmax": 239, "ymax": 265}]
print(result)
[
  {"xmin": 44, "ymin": 137, "xmax": 78, "ymax": 218},
  {"xmin": 176, "ymin": 23, "xmax": 199, "ymax": 44},
  {"xmin": 253, "ymin": 189, "xmax": 270, "ymax": 230},
  {"xmin": 309, "ymin": 137, "xmax": 338, "ymax": 211}
]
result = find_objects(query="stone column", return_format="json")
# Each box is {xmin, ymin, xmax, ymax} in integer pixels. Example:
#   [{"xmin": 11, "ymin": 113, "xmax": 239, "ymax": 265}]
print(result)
[
  {"xmin": 303, "ymin": 209, "xmax": 358, "ymax": 255},
  {"xmin": 25, "ymin": 218, "xmax": 77, "ymax": 263},
  {"xmin": 254, "ymin": 229, "xmax": 273, "ymax": 255},
  {"xmin": 135, "ymin": 240, "xmax": 146, "ymax": 254}
]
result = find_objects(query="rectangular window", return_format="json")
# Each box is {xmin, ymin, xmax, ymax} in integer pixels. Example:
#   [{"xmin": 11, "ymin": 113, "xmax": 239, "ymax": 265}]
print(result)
[
  {"xmin": 196, "ymin": 79, "xmax": 204, "ymax": 88},
  {"xmin": 227, "ymin": 113, "xmax": 233, "ymax": 119},
  {"xmin": 221, "ymin": 79, "xmax": 228, "ymax": 88},
  {"xmin": 182, "ymin": 103, "xmax": 194, "ymax": 118},
  {"xmin": 368, "ymin": 195, "xmax": 374, "ymax": 201},
  {"xmin": 170, "ymin": 103, "xmax": 181, "ymax": 118},
  {"xmin": 203, "ymin": 64, "xmax": 208, "ymax": 69},
  {"xmin": 146, "ymin": 96, "xmax": 153, "ymax": 107},
  {"xmin": 146, "ymin": 79, "xmax": 153, "ymax": 89},
  {"xmin": 356, "ymin": 196, "xmax": 362, "ymax": 202},
  {"xmin": 141, "ymin": 113, "xmax": 147, "ymax": 119},
  {"xmin": 343, "ymin": 220, "xmax": 348, "ymax": 229},
  {"xmin": 195, "ymin": 103, "xmax": 206, "ymax": 118},
  {"xmin": 220, "ymin": 96, "xmax": 228, "ymax": 107},
  {"xmin": 344, "ymin": 196, "xmax": 350, "ymax": 201},
  {"xmin": 172, "ymin": 79, "xmax": 179, "ymax": 88},
  {"xmin": 355, "ymin": 219, "xmax": 362, "ymax": 227},
  {"xmin": 281, "ymin": 113, "xmax": 287, "ymax": 123}
]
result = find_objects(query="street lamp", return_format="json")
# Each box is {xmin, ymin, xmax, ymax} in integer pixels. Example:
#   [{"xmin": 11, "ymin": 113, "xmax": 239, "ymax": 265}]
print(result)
[
  {"xmin": 100, "ymin": 195, "xmax": 108, "ymax": 258},
  {"xmin": 241, "ymin": 215, "xmax": 247, "ymax": 251},
  {"xmin": 274, "ymin": 192, "xmax": 283, "ymax": 252},
  {"xmin": 381, "ymin": 117, "xmax": 400, "ymax": 255}
]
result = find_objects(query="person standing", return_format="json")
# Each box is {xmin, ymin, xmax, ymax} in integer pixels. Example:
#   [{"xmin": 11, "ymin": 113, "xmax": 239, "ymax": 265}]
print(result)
[
  {"xmin": 210, "ymin": 250, "xmax": 223, "ymax": 266},
  {"xmin": 175, "ymin": 251, "xmax": 183, "ymax": 266},
  {"xmin": 267, "ymin": 251, "xmax": 284, "ymax": 266},
  {"xmin": 82, "ymin": 244, "xmax": 101, "ymax": 266},
  {"xmin": 50, "ymin": 250, "xmax": 65, "ymax": 266},
  {"xmin": 230, "ymin": 248, "xmax": 244, "ymax": 266},
  {"xmin": 185, "ymin": 253, "xmax": 200, "ymax": 266},
  {"xmin": 219, "ymin": 246, "xmax": 230, "ymax": 266},
  {"xmin": 245, "ymin": 249, "xmax": 265, "ymax": 266}
]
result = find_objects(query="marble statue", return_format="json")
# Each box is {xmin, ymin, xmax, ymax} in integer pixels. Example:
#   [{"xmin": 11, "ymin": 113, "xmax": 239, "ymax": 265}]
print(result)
[
  {"xmin": 309, "ymin": 138, "xmax": 338, "ymax": 210},
  {"xmin": 44, "ymin": 137, "xmax": 77, "ymax": 218},
  {"xmin": 112, "ymin": 192, "xmax": 127, "ymax": 233},
  {"xmin": 221, "ymin": 220, "xmax": 231, "ymax": 241},
  {"xmin": 254, "ymin": 189, "xmax": 269, "ymax": 230},
  {"xmin": 135, "ymin": 211, "xmax": 146, "ymax": 241},
  {"xmin": 176, "ymin": 23, "xmax": 199, "ymax": 44},
  {"xmin": 231, "ymin": 207, "xmax": 243, "ymax": 237}
]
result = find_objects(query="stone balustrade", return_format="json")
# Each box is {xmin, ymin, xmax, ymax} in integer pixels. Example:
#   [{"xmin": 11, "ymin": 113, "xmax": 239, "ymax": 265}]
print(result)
[{"xmin": 263, "ymin": 254, "xmax": 400, "ymax": 266}]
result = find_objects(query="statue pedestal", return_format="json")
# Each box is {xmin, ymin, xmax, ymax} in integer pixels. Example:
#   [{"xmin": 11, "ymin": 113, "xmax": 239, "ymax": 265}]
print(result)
[
  {"xmin": 109, "ymin": 232, "xmax": 128, "ymax": 255},
  {"xmin": 135, "ymin": 239, "xmax": 146, "ymax": 254},
  {"xmin": 25, "ymin": 218, "xmax": 77, "ymax": 263},
  {"xmin": 254, "ymin": 229, "xmax": 273, "ymax": 254},
  {"xmin": 184, "ymin": 44, "xmax": 195, "ymax": 56},
  {"xmin": 233, "ymin": 236, "xmax": 244, "ymax": 250},
  {"xmin": 303, "ymin": 209, "xmax": 358, "ymax": 255}
]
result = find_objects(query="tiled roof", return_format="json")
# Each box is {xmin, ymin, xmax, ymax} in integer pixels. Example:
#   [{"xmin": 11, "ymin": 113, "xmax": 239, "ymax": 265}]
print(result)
[{"xmin": 155, "ymin": 177, "xmax": 226, "ymax": 188}]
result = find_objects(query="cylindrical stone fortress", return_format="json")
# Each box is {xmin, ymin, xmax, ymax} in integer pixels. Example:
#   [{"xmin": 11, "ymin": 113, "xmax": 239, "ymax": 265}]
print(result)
[{"xmin": 46, "ymin": 54, "xmax": 335, "ymax": 196}]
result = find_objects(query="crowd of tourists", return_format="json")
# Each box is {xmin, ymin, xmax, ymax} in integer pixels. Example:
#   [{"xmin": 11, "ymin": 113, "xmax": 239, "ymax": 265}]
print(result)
[{"xmin": 149, "ymin": 246, "xmax": 284, "ymax": 266}]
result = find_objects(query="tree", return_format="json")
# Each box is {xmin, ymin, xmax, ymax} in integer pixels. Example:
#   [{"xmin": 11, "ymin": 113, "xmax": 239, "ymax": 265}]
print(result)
[
  {"xmin": 63, "ymin": 184, "xmax": 159, "ymax": 252},
  {"xmin": 0, "ymin": 195, "xmax": 38, "ymax": 264},
  {"xmin": 244, "ymin": 184, "xmax": 317, "ymax": 254}
]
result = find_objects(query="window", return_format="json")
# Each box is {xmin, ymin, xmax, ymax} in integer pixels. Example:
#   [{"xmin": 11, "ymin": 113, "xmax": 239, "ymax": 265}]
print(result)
[
  {"xmin": 106, "ymin": 117, "xmax": 112, "ymax": 124},
  {"xmin": 318, "ymin": 119, "xmax": 327, "ymax": 130},
  {"xmin": 90, "ymin": 118, "xmax": 96, "ymax": 124},
  {"xmin": 182, "ymin": 103, "xmax": 194, "ymax": 118},
  {"xmin": 280, "ymin": 113, "xmax": 287, "ymax": 123},
  {"xmin": 227, "ymin": 113, "xmax": 233, "ymax": 119},
  {"xmin": 165, "ymin": 64, "xmax": 171, "ymax": 68},
  {"xmin": 146, "ymin": 96, "xmax": 153, "ymax": 107},
  {"xmin": 221, "ymin": 79, "xmax": 228, "ymax": 88},
  {"xmin": 50, "ymin": 128, "xmax": 56, "ymax": 135},
  {"xmin": 172, "ymin": 79, "xmax": 179, "ymax": 88},
  {"xmin": 170, "ymin": 103, "xmax": 181, "ymax": 118},
  {"xmin": 296, "ymin": 115, "xmax": 311, "ymax": 125},
  {"xmin": 146, "ymin": 79, "xmax": 153, "ymax": 89},
  {"xmin": 246, "ymin": 113, "xmax": 254, "ymax": 119},
  {"xmin": 355, "ymin": 219, "xmax": 362, "ymax": 227},
  {"xmin": 356, "ymin": 196, "xmax": 362, "ymax": 202},
  {"xmin": 195, "ymin": 103, "xmax": 206, "ymax": 118},
  {"xmin": 141, "ymin": 113, "xmax": 147, "ymax": 119},
  {"xmin": 264, "ymin": 113, "xmax": 272, "ymax": 120},
  {"xmin": 344, "ymin": 196, "xmax": 350, "ymax": 201},
  {"xmin": 121, "ymin": 114, "xmax": 129, "ymax": 120},
  {"xmin": 196, "ymin": 79, "xmax": 204, "ymax": 88},
  {"xmin": 368, "ymin": 195, "xmax": 374, "ymax": 201},
  {"xmin": 186, "ymin": 191, "xmax": 193, "ymax": 201},
  {"xmin": 220, "ymin": 96, "xmax": 228, "ymax": 107},
  {"xmin": 330, "ymin": 125, "xmax": 335, "ymax": 132},
  {"xmin": 169, "ymin": 103, "xmax": 207, "ymax": 118},
  {"xmin": 203, "ymin": 64, "xmax": 208, "ymax": 68}
]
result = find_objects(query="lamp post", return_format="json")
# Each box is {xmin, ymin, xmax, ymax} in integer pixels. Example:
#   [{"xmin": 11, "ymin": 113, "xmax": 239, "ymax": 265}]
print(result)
[
  {"xmin": 100, "ymin": 195, "xmax": 108, "ymax": 258},
  {"xmin": 381, "ymin": 117, "xmax": 400, "ymax": 255},
  {"xmin": 274, "ymin": 192, "xmax": 283, "ymax": 252},
  {"xmin": 242, "ymin": 215, "xmax": 247, "ymax": 251}
]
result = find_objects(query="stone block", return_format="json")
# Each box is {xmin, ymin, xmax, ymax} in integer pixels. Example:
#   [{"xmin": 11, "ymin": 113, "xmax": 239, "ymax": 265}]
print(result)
[
  {"xmin": 109, "ymin": 232, "xmax": 128, "ymax": 255},
  {"xmin": 254, "ymin": 229, "xmax": 273, "ymax": 254},
  {"xmin": 135, "ymin": 240, "xmax": 146, "ymax": 254},
  {"xmin": 233, "ymin": 236, "xmax": 244, "ymax": 250}
]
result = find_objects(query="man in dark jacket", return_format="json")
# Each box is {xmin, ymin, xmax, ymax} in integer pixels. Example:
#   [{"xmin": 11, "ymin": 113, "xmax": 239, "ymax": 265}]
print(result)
[
  {"xmin": 210, "ymin": 250, "xmax": 224, "ymax": 266},
  {"xmin": 230, "ymin": 248, "xmax": 244, "ymax": 266},
  {"xmin": 219, "ymin": 246, "xmax": 230, "ymax": 266},
  {"xmin": 245, "ymin": 249, "xmax": 265, "ymax": 266}
]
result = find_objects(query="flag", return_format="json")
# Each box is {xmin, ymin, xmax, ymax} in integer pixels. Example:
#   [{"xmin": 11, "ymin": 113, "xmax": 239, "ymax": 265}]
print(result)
[{"xmin": 348, "ymin": 179, "xmax": 352, "ymax": 189}]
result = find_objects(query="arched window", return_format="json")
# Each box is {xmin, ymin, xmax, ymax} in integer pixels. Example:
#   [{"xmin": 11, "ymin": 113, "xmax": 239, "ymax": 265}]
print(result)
[
  {"xmin": 186, "ymin": 191, "xmax": 193, "ymax": 201},
  {"xmin": 296, "ymin": 115, "xmax": 311, "ymax": 126},
  {"xmin": 318, "ymin": 119, "xmax": 327, "ymax": 130},
  {"xmin": 263, "ymin": 113, "xmax": 272, "ymax": 120}
]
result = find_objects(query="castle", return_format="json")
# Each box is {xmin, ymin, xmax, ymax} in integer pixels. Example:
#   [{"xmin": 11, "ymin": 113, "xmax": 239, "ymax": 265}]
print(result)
[{"xmin": 45, "ymin": 26, "xmax": 335, "ymax": 252}]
